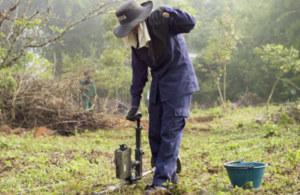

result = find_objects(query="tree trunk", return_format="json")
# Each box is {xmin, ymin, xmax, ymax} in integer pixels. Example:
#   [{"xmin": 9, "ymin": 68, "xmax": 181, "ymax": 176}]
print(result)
[
  {"xmin": 216, "ymin": 77, "xmax": 225, "ymax": 106},
  {"xmin": 223, "ymin": 63, "xmax": 227, "ymax": 106},
  {"xmin": 53, "ymin": 52, "xmax": 56, "ymax": 77},
  {"xmin": 267, "ymin": 77, "xmax": 281, "ymax": 113},
  {"xmin": 104, "ymin": 89, "xmax": 110, "ymax": 112},
  {"xmin": 114, "ymin": 69, "xmax": 118, "ymax": 101}
]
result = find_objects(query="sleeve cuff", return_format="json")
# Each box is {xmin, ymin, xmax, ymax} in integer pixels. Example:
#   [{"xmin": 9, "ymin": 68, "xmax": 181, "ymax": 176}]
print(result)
[{"xmin": 131, "ymin": 97, "xmax": 141, "ymax": 107}]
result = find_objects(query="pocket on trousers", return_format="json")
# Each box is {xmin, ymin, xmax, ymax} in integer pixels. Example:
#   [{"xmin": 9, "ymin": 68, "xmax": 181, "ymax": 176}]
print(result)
[{"xmin": 174, "ymin": 108, "xmax": 189, "ymax": 118}]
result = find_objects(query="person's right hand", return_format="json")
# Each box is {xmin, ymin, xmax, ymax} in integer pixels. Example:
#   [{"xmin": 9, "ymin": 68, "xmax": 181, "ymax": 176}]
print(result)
[{"xmin": 127, "ymin": 106, "xmax": 138, "ymax": 117}]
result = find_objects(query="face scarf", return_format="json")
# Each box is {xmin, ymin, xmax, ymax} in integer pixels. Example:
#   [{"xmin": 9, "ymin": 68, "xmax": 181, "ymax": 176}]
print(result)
[{"xmin": 122, "ymin": 21, "xmax": 151, "ymax": 49}]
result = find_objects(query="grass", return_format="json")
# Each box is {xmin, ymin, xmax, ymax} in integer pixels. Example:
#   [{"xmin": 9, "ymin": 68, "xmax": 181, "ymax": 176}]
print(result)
[{"xmin": 1, "ymin": 105, "xmax": 300, "ymax": 194}]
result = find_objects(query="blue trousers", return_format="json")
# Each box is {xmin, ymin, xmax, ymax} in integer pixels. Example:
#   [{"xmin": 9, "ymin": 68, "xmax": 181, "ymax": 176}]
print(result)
[{"xmin": 149, "ymin": 91, "xmax": 192, "ymax": 186}]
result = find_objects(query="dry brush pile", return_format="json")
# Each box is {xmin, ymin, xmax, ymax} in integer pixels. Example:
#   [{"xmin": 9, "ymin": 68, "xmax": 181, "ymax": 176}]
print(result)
[
  {"xmin": 237, "ymin": 92, "xmax": 263, "ymax": 107},
  {"xmin": 0, "ymin": 74, "xmax": 115, "ymax": 135}
]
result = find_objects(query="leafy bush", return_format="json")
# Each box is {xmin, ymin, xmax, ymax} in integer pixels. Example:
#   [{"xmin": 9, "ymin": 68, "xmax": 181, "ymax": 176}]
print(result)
[
  {"xmin": 226, "ymin": 143, "xmax": 239, "ymax": 150},
  {"xmin": 192, "ymin": 101, "xmax": 199, "ymax": 114},
  {"xmin": 263, "ymin": 122, "xmax": 278, "ymax": 137},
  {"xmin": 286, "ymin": 149, "xmax": 300, "ymax": 165},
  {"xmin": 278, "ymin": 113, "xmax": 293, "ymax": 125}
]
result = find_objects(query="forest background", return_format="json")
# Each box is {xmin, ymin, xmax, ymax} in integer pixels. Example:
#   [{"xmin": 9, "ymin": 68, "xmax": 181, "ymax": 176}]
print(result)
[{"xmin": 1, "ymin": 0, "xmax": 300, "ymax": 109}]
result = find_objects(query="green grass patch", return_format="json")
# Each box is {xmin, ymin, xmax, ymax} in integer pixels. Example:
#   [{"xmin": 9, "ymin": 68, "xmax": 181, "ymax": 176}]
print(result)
[{"xmin": 1, "ymin": 106, "xmax": 299, "ymax": 194}]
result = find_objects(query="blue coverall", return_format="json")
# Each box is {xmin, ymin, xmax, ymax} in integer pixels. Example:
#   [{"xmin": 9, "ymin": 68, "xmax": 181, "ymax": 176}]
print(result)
[
  {"xmin": 80, "ymin": 79, "xmax": 97, "ymax": 110},
  {"xmin": 117, "ymin": 101, "xmax": 129, "ymax": 117},
  {"xmin": 130, "ymin": 6, "xmax": 199, "ymax": 186}
]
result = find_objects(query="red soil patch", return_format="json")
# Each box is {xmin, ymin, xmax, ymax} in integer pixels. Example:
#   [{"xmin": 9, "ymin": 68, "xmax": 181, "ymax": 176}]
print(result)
[
  {"xmin": 190, "ymin": 127, "xmax": 211, "ymax": 132},
  {"xmin": 0, "ymin": 125, "xmax": 12, "ymax": 136},
  {"xmin": 0, "ymin": 125, "xmax": 28, "ymax": 137},
  {"xmin": 189, "ymin": 116, "xmax": 218, "ymax": 123},
  {"xmin": 33, "ymin": 126, "xmax": 53, "ymax": 138},
  {"xmin": 11, "ymin": 128, "xmax": 27, "ymax": 137},
  {"xmin": 208, "ymin": 167, "xmax": 222, "ymax": 174}
]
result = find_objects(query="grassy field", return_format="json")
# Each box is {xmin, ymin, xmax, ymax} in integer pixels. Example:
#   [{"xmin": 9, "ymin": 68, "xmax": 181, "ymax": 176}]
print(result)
[{"xmin": 1, "ymin": 106, "xmax": 300, "ymax": 195}]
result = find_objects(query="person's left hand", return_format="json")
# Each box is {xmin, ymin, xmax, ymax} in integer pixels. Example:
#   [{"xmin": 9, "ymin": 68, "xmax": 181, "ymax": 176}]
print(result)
[
  {"xmin": 127, "ymin": 106, "xmax": 139, "ymax": 117},
  {"xmin": 149, "ymin": 6, "xmax": 165, "ymax": 26}
]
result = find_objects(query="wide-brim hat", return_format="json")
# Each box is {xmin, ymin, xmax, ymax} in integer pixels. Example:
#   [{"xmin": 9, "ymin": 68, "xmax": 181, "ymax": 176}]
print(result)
[{"xmin": 114, "ymin": 0, "xmax": 153, "ymax": 38}]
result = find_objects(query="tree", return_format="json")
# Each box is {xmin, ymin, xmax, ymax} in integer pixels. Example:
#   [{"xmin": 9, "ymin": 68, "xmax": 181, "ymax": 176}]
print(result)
[
  {"xmin": 200, "ymin": 7, "xmax": 240, "ymax": 107},
  {"xmin": 255, "ymin": 44, "xmax": 300, "ymax": 112},
  {"xmin": 0, "ymin": 0, "xmax": 113, "ymax": 70}
]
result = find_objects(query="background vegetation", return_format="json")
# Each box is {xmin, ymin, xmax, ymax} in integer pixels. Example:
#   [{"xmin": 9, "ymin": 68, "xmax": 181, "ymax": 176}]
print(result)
[{"xmin": 1, "ymin": 0, "xmax": 299, "ymax": 108}]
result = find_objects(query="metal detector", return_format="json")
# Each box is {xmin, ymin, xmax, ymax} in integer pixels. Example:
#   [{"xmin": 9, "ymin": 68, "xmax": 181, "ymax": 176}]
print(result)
[
  {"xmin": 114, "ymin": 112, "xmax": 145, "ymax": 182},
  {"xmin": 115, "ymin": 112, "xmax": 182, "ymax": 182},
  {"xmin": 92, "ymin": 112, "xmax": 181, "ymax": 195}
]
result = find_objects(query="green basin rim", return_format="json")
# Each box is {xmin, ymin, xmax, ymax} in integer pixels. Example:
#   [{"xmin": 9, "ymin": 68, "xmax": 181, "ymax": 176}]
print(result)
[{"xmin": 224, "ymin": 161, "xmax": 267, "ymax": 169}]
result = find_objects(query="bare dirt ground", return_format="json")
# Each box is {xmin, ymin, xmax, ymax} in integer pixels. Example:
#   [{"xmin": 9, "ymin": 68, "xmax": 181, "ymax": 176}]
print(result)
[{"xmin": 0, "ymin": 114, "xmax": 218, "ymax": 138}]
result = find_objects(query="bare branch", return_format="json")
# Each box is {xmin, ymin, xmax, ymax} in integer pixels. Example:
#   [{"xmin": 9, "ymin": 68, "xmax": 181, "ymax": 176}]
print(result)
[
  {"xmin": 0, "ymin": 1, "xmax": 117, "ymax": 70},
  {"xmin": 0, "ymin": 0, "xmax": 22, "ymax": 27},
  {"xmin": 277, "ymin": 10, "xmax": 300, "ymax": 22},
  {"xmin": 46, "ymin": 0, "xmax": 50, "ymax": 15},
  {"xmin": 0, "ymin": 10, "xmax": 40, "ymax": 69},
  {"xmin": 280, "ymin": 78, "xmax": 300, "ymax": 91},
  {"xmin": 27, "ymin": 2, "xmax": 114, "ymax": 48},
  {"xmin": 5, "ymin": 1, "xmax": 27, "ymax": 47},
  {"xmin": 3, "ymin": 28, "xmax": 37, "ymax": 68},
  {"xmin": 21, "ymin": 0, "xmax": 32, "ymax": 19}
]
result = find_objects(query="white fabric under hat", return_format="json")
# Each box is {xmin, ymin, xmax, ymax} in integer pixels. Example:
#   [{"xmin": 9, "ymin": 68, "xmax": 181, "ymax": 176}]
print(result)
[{"xmin": 122, "ymin": 21, "xmax": 151, "ymax": 49}]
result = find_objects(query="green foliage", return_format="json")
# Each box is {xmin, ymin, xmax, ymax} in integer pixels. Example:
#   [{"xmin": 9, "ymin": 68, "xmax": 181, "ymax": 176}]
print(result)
[
  {"xmin": 61, "ymin": 43, "xmax": 100, "ymax": 74},
  {"xmin": 97, "ymin": 14, "xmax": 132, "ymax": 102},
  {"xmin": 99, "ymin": 41, "xmax": 130, "ymax": 67},
  {"xmin": 169, "ymin": 0, "xmax": 197, "ymax": 19},
  {"xmin": 22, "ymin": 54, "xmax": 54, "ymax": 80},
  {"xmin": 278, "ymin": 113, "xmax": 293, "ymax": 125},
  {"xmin": 242, "ymin": 181, "xmax": 254, "ymax": 190},
  {"xmin": 162, "ymin": 180, "xmax": 173, "ymax": 187},
  {"xmin": 263, "ymin": 122, "xmax": 278, "ymax": 137},
  {"xmin": 200, "ymin": 7, "xmax": 241, "ymax": 106},
  {"xmin": 2, "ymin": 0, "xmax": 300, "ymax": 109},
  {"xmin": 0, "ymin": 136, "xmax": 10, "ymax": 149},
  {"xmin": 49, "ymin": 26, "xmax": 65, "ymax": 35},
  {"xmin": 3, "ymin": 0, "xmax": 296, "ymax": 107},
  {"xmin": 1, "ymin": 106, "xmax": 300, "ymax": 194},
  {"xmin": 140, "ymin": 97, "xmax": 149, "ymax": 117},
  {"xmin": 255, "ymin": 44, "xmax": 300, "ymax": 77},
  {"xmin": 191, "ymin": 101, "xmax": 199, "ymax": 114},
  {"xmin": 255, "ymin": 44, "xmax": 300, "ymax": 111},
  {"xmin": 191, "ymin": 0, "xmax": 300, "ymax": 105},
  {"xmin": 61, "ymin": 40, "xmax": 132, "ymax": 102},
  {"xmin": 203, "ymin": 9, "xmax": 240, "ymax": 66},
  {"xmin": 14, "ymin": 19, "xmax": 42, "ymax": 28},
  {"xmin": 0, "ymin": 46, "xmax": 7, "ymax": 60},
  {"xmin": 225, "ymin": 143, "xmax": 239, "ymax": 150},
  {"xmin": 286, "ymin": 149, "xmax": 300, "ymax": 165},
  {"xmin": 236, "ymin": 122, "xmax": 244, "ymax": 128},
  {"xmin": 0, "ymin": 71, "xmax": 18, "ymax": 92}
]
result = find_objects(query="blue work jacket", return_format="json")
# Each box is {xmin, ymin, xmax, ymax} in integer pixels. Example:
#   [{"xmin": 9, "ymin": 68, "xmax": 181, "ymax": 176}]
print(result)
[{"xmin": 130, "ymin": 6, "xmax": 199, "ymax": 107}]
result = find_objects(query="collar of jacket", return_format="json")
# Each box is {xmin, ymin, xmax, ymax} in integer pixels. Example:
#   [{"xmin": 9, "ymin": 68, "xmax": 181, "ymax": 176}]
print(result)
[
  {"xmin": 123, "ymin": 21, "xmax": 151, "ymax": 49},
  {"xmin": 146, "ymin": 18, "xmax": 167, "ymax": 67}
]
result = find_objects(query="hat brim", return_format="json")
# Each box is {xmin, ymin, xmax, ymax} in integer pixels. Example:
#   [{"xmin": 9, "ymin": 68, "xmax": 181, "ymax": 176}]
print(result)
[{"xmin": 114, "ymin": 1, "xmax": 153, "ymax": 38}]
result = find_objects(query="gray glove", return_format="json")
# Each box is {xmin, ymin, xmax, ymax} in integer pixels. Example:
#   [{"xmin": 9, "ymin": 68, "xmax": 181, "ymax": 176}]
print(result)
[
  {"xmin": 127, "ymin": 106, "xmax": 138, "ymax": 117},
  {"xmin": 149, "ymin": 6, "xmax": 165, "ymax": 26}
]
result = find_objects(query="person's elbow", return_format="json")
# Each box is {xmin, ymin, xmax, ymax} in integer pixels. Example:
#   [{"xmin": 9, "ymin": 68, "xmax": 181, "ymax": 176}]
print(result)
[
  {"xmin": 178, "ymin": 16, "xmax": 196, "ymax": 33},
  {"xmin": 179, "ymin": 23, "xmax": 196, "ymax": 34},
  {"xmin": 187, "ymin": 15, "xmax": 196, "ymax": 32}
]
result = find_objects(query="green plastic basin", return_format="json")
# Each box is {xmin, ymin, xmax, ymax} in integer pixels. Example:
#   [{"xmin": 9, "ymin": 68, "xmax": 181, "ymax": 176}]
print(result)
[{"xmin": 224, "ymin": 160, "xmax": 267, "ymax": 189}]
